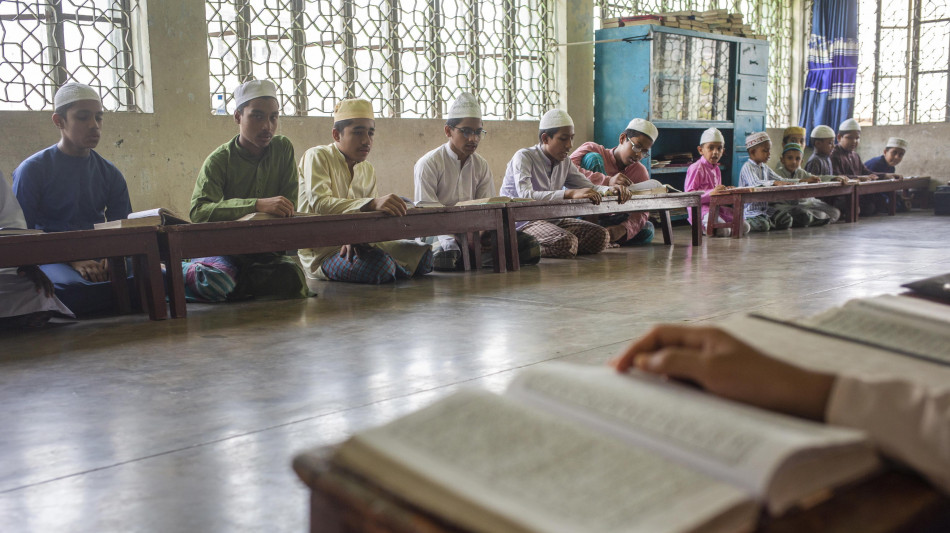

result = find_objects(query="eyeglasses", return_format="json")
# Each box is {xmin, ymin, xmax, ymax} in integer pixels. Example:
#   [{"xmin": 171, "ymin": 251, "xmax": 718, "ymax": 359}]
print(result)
[
  {"xmin": 628, "ymin": 139, "xmax": 650, "ymax": 155},
  {"xmin": 450, "ymin": 126, "xmax": 488, "ymax": 139}
]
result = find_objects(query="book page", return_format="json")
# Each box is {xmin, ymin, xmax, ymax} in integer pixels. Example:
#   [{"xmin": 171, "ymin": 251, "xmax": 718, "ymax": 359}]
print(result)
[
  {"xmin": 127, "ymin": 208, "xmax": 163, "ymax": 219},
  {"xmin": 337, "ymin": 389, "xmax": 754, "ymax": 533},
  {"xmin": 506, "ymin": 363, "xmax": 873, "ymax": 512}
]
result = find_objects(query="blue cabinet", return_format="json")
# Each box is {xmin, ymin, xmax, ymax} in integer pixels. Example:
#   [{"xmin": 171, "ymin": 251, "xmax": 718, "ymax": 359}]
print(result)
[{"xmin": 594, "ymin": 25, "xmax": 769, "ymax": 187}]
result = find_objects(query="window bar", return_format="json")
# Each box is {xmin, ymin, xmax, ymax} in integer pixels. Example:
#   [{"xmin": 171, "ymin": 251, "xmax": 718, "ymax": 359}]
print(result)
[
  {"xmin": 236, "ymin": 0, "xmax": 252, "ymax": 82},
  {"xmin": 503, "ymin": 0, "xmax": 516, "ymax": 120},
  {"xmin": 291, "ymin": 0, "xmax": 308, "ymax": 115},
  {"xmin": 45, "ymin": 1, "xmax": 67, "ymax": 95},
  {"xmin": 428, "ymin": 0, "xmax": 443, "ymax": 118},
  {"xmin": 908, "ymin": 0, "xmax": 921, "ymax": 124},
  {"xmin": 342, "ymin": 0, "xmax": 356, "ymax": 97},
  {"xmin": 468, "ymin": 0, "xmax": 481, "ymax": 98},
  {"xmin": 118, "ymin": 0, "xmax": 137, "ymax": 111},
  {"xmin": 872, "ymin": 0, "xmax": 882, "ymax": 124},
  {"xmin": 946, "ymin": 26, "xmax": 950, "ymax": 122},
  {"xmin": 386, "ymin": 0, "xmax": 402, "ymax": 118}
]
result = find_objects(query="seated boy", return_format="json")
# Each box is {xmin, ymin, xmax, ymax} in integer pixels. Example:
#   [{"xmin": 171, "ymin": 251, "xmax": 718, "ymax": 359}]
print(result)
[
  {"xmin": 189, "ymin": 79, "xmax": 309, "ymax": 301},
  {"xmin": 830, "ymin": 118, "xmax": 900, "ymax": 215},
  {"xmin": 12, "ymin": 82, "xmax": 133, "ymax": 316},
  {"xmin": 413, "ymin": 93, "xmax": 539, "ymax": 270},
  {"xmin": 774, "ymin": 143, "xmax": 843, "ymax": 226},
  {"xmin": 569, "ymin": 118, "xmax": 660, "ymax": 246},
  {"xmin": 1, "ymin": 171, "xmax": 73, "ymax": 326},
  {"xmin": 865, "ymin": 137, "xmax": 909, "ymax": 212},
  {"xmin": 803, "ymin": 125, "xmax": 836, "ymax": 176},
  {"xmin": 684, "ymin": 128, "xmax": 749, "ymax": 237},
  {"xmin": 298, "ymin": 98, "xmax": 432, "ymax": 285},
  {"xmin": 500, "ymin": 109, "xmax": 630, "ymax": 258},
  {"xmin": 774, "ymin": 126, "xmax": 806, "ymax": 172},
  {"xmin": 739, "ymin": 132, "xmax": 797, "ymax": 232}
]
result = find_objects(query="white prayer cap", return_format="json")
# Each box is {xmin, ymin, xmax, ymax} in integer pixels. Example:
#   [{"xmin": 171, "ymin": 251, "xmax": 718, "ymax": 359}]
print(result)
[
  {"xmin": 745, "ymin": 131, "xmax": 771, "ymax": 149},
  {"xmin": 626, "ymin": 118, "xmax": 659, "ymax": 141},
  {"xmin": 333, "ymin": 98, "xmax": 374, "ymax": 121},
  {"xmin": 53, "ymin": 83, "xmax": 100, "ymax": 110},
  {"xmin": 234, "ymin": 79, "xmax": 278, "ymax": 108},
  {"xmin": 885, "ymin": 137, "xmax": 908, "ymax": 150},
  {"xmin": 838, "ymin": 118, "xmax": 861, "ymax": 132},
  {"xmin": 539, "ymin": 109, "xmax": 573, "ymax": 130},
  {"xmin": 810, "ymin": 125, "xmax": 835, "ymax": 139},
  {"xmin": 700, "ymin": 128, "xmax": 724, "ymax": 144},
  {"xmin": 447, "ymin": 93, "xmax": 481, "ymax": 120}
]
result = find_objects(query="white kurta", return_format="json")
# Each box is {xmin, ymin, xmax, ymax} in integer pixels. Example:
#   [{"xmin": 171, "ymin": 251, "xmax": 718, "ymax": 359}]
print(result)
[
  {"xmin": 0, "ymin": 173, "xmax": 73, "ymax": 319},
  {"xmin": 827, "ymin": 376, "xmax": 950, "ymax": 493},
  {"xmin": 500, "ymin": 144, "xmax": 610, "ymax": 201},
  {"xmin": 297, "ymin": 143, "xmax": 428, "ymax": 279},
  {"xmin": 413, "ymin": 143, "xmax": 494, "ymax": 252}
]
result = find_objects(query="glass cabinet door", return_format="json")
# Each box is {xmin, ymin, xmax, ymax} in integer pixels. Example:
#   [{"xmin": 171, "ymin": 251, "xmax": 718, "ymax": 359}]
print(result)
[{"xmin": 652, "ymin": 33, "xmax": 731, "ymax": 121}]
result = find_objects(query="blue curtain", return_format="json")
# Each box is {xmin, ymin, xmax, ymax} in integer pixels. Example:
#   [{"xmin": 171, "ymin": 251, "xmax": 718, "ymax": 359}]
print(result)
[{"xmin": 799, "ymin": 0, "xmax": 859, "ymax": 144}]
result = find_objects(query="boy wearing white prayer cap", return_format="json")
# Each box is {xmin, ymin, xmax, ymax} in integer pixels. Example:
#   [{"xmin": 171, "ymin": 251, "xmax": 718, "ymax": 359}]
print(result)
[
  {"xmin": 11, "ymin": 82, "xmax": 133, "ymax": 316},
  {"xmin": 570, "ymin": 117, "xmax": 661, "ymax": 246},
  {"xmin": 864, "ymin": 137, "xmax": 909, "ymax": 212},
  {"xmin": 499, "ymin": 109, "xmax": 630, "ymax": 259},
  {"xmin": 829, "ymin": 118, "xmax": 901, "ymax": 215},
  {"xmin": 297, "ymin": 98, "xmax": 433, "ymax": 285},
  {"xmin": 412, "ymin": 93, "xmax": 540, "ymax": 270},
  {"xmin": 188, "ymin": 79, "xmax": 309, "ymax": 301},
  {"xmin": 684, "ymin": 128, "xmax": 749, "ymax": 237},
  {"xmin": 804, "ymin": 125, "xmax": 837, "ymax": 177},
  {"xmin": 738, "ymin": 132, "xmax": 798, "ymax": 232}
]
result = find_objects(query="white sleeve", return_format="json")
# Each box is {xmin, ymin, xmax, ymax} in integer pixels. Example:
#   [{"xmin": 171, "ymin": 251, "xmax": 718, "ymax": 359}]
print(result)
[
  {"xmin": 827, "ymin": 376, "xmax": 950, "ymax": 493},
  {"xmin": 510, "ymin": 152, "xmax": 563, "ymax": 201},
  {"xmin": 474, "ymin": 160, "xmax": 495, "ymax": 200},
  {"xmin": 413, "ymin": 155, "xmax": 443, "ymax": 205}
]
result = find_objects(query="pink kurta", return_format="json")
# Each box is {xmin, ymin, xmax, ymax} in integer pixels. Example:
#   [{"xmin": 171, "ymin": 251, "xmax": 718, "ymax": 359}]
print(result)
[
  {"xmin": 569, "ymin": 142, "xmax": 649, "ymax": 240},
  {"xmin": 684, "ymin": 157, "xmax": 733, "ymax": 225}
]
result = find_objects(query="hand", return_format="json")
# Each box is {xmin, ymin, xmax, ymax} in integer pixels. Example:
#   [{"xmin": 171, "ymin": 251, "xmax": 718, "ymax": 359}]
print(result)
[
  {"xmin": 774, "ymin": 180, "xmax": 795, "ymax": 186},
  {"xmin": 17, "ymin": 265, "xmax": 54, "ymax": 297},
  {"xmin": 564, "ymin": 188, "xmax": 602, "ymax": 205},
  {"xmin": 363, "ymin": 194, "xmax": 408, "ymax": 216},
  {"xmin": 612, "ymin": 184, "xmax": 631, "ymax": 204},
  {"xmin": 802, "ymin": 176, "xmax": 821, "ymax": 184},
  {"xmin": 607, "ymin": 224, "xmax": 627, "ymax": 243},
  {"xmin": 833, "ymin": 176, "xmax": 850, "ymax": 183},
  {"xmin": 339, "ymin": 243, "xmax": 371, "ymax": 263},
  {"xmin": 608, "ymin": 173, "xmax": 631, "ymax": 188},
  {"xmin": 889, "ymin": 174, "xmax": 904, "ymax": 181},
  {"xmin": 255, "ymin": 196, "xmax": 295, "ymax": 217},
  {"xmin": 69, "ymin": 259, "xmax": 110, "ymax": 282},
  {"xmin": 610, "ymin": 325, "xmax": 835, "ymax": 421},
  {"xmin": 712, "ymin": 184, "xmax": 727, "ymax": 193}
]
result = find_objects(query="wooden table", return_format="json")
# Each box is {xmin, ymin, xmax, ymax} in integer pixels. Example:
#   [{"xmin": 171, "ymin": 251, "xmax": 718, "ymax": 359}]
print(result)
[
  {"xmin": 502, "ymin": 193, "xmax": 703, "ymax": 271},
  {"xmin": 708, "ymin": 182, "xmax": 857, "ymax": 239},
  {"xmin": 854, "ymin": 176, "xmax": 931, "ymax": 218},
  {"xmin": 159, "ymin": 205, "xmax": 508, "ymax": 318},
  {"xmin": 293, "ymin": 447, "xmax": 950, "ymax": 533},
  {"xmin": 0, "ymin": 227, "xmax": 167, "ymax": 320}
]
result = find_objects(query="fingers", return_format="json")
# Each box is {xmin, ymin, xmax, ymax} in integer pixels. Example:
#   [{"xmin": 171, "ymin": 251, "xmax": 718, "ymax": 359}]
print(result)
[
  {"xmin": 633, "ymin": 347, "xmax": 703, "ymax": 383},
  {"xmin": 612, "ymin": 325, "xmax": 719, "ymax": 372},
  {"xmin": 588, "ymin": 190, "xmax": 602, "ymax": 205}
]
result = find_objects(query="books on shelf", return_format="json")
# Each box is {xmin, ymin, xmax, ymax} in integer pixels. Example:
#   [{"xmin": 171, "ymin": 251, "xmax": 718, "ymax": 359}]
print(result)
[
  {"xmin": 601, "ymin": 14, "xmax": 664, "ymax": 28},
  {"xmin": 94, "ymin": 208, "xmax": 190, "ymax": 229},
  {"xmin": 604, "ymin": 8, "xmax": 767, "ymax": 39}
]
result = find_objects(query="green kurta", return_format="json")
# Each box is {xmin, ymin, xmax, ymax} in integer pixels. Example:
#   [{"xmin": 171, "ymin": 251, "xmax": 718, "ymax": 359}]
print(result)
[
  {"xmin": 189, "ymin": 134, "xmax": 309, "ymax": 299},
  {"xmin": 190, "ymin": 135, "xmax": 298, "ymax": 222}
]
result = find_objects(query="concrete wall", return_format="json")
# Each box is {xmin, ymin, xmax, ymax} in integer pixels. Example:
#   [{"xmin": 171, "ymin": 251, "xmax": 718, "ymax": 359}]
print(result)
[{"xmin": 0, "ymin": 0, "xmax": 540, "ymax": 217}]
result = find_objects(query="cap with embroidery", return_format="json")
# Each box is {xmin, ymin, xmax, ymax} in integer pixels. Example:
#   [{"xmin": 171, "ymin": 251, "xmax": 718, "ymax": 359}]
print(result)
[
  {"xmin": 626, "ymin": 118, "xmax": 659, "ymax": 141},
  {"xmin": 782, "ymin": 143, "xmax": 803, "ymax": 154},
  {"xmin": 838, "ymin": 118, "xmax": 861, "ymax": 132},
  {"xmin": 700, "ymin": 128, "xmax": 724, "ymax": 144},
  {"xmin": 745, "ymin": 131, "xmax": 771, "ymax": 149},
  {"xmin": 539, "ymin": 109, "xmax": 573, "ymax": 130},
  {"xmin": 810, "ymin": 125, "xmax": 835, "ymax": 139},
  {"xmin": 885, "ymin": 137, "xmax": 908, "ymax": 150},
  {"xmin": 53, "ymin": 83, "xmax": 101, "ymax": 110},
  {"xmin": 447, "ymin": 93, "xmax": 481, "ymax": 120},
  {"xmin": 334, "ymin": 98, "xmax": 375, "ymax": 122},
  {"xmin": 783, "ymin": 126, "xmax": 806, "ymax": 138},
  {"xmin": 234, "ymin": 79, "xmax": 278, "ymax": 109}
]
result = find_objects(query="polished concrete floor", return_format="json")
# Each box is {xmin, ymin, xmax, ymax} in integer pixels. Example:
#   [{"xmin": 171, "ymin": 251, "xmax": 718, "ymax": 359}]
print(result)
[{"xmin": 1, "ymin": 211, "xmax": 948, "ymax": 532}]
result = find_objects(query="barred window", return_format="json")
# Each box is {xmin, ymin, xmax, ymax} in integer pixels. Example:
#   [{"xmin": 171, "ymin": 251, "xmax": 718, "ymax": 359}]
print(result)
[
  {"xmin": 206, "ymin": 0, "xmax": 558, "ymax": 120},
  {"xmin": 595, "ymin": 0, "xmax": 796, "ymax": 127},
  {"xmin": 0, "ymin": 0, "xmax": 146, "ymax": 112},
  {"xmin": 855, "ymin": 0, "xmax": 949, "ymax": 125}
]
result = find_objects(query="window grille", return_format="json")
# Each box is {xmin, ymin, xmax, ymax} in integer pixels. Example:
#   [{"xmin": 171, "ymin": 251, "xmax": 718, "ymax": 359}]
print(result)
[
  {"xmin": 594, "ymin": 0, "xmax": 796, "ymax": 127},
  {"xmin": 206, "ymin": 0, "xmax": 558, "ymax": 120},
  {"xmin": 0, "ymin": 0, "xmax": 145, "ymax": 112},
  {"xmin": 855, "ymin": 0, "xmax": 949, "ymax": 125}
]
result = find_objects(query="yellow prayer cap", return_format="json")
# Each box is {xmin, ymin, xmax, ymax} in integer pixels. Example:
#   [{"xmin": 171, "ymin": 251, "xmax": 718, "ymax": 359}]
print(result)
[
  {"xmin": 783, "ymin": 126, "xmax": 805, "ymax": 138},
  {"xmin": 334, "ymin": 99, "xmax": 374, "ymax": 121}
]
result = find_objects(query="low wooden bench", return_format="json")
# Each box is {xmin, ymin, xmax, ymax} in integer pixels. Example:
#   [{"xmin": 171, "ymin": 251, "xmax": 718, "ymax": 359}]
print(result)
[
  {"xmin": 0, "ymin": 227, "xmax": 167, "ymax": 320},
  {"xmin": 854, "ymin": 176, "xmax": 931, "ymax": 218},
  {"xmin": 502, "ymin": 193, "xmax": 703, "ymax": 271},
  {"xmin": 159, "ymin": 205, "xmax": 508, "ymax": 318},
  {"xmin": 708, "ymin": 182, "xmax": 857, "ymax": 239}
]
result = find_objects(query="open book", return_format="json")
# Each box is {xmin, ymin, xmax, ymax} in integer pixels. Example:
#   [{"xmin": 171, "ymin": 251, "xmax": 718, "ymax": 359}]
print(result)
[
  {"xmin": 455, "ymin": 197, "xmax": 535, "ymax": 206},
  {"xmin": 753, "ymin": 294, "xmax": 950, "ymax": 366},
  {"xmin": 236, "ymin": 211, "xmax": 313, "ymax": 221},
  {"xmin": 331, "ymin": 363, "xmax": 879, "ymax": 533},
  {"xmin": 94, "ymin": 208, "xmax": 190, "ymax": 229}
]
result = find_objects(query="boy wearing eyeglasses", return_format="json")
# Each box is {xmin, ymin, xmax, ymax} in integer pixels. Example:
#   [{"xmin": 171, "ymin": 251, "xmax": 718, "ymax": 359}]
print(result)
[
  {"xmin": 570, "ymin": 118, "xmax": 660, "ymax": 245},
  {"xmin": 413, "ymin": 93, "xmax": 540, "ymax": 270}
]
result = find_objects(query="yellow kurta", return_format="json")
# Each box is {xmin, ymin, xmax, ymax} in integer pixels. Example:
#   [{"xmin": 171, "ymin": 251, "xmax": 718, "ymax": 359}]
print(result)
[{"xmin": 297, "ymin": 143, "xmax": 428, "ymax": 279}]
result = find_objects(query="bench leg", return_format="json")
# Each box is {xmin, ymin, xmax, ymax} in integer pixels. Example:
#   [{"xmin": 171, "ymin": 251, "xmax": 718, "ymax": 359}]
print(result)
[
  {"xmin": 109, "ymin": 256, "xmax": 132, "ymax": 315},
  {"xmin": 459, "ymin": 232, "xmax": 472, "ymax": 272},
  {"xmin": 503, "ymin": 211, "xmax": 520, "ymax": 272},
  {"xmin": 732, "ymin": 201, "xmax": 743, "ymax": 239},
  {"xmin": 707, "ymin": 204, "xmax": 718, "ymax": 238},
  {"xmin": 889, "ymin": 191, "xmax": 897, "ymax": 216},
  {"xmin": 135, "ymin": 251, "xmax": 168, "ymax": 321},
  {"xmin": 659, "ymin": 210, "xmax": 673, "ymax": 245},
  {"xmin": 492, "ymin": 228, "xmax": 507, "ymax": 274},
  {"xmin": 160, "ymin": 234, "xmax": 188, "ymax": 319},
  {"xmin": 691, "ymin": 205, "xmax": 701, "ymax": 246}
]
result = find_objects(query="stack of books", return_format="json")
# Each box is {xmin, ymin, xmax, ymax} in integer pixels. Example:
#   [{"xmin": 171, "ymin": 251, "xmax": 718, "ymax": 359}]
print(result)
[{"xmin": 603, "ymin": 9, "xmax": 767, "ymax": 40}]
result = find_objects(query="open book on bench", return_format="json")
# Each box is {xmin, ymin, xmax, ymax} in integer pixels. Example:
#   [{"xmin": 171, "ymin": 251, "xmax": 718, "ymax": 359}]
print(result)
[
  {"xmin": 329, "ymin": 362, "xmax": 880, "ymax": 533},
  {"xmin": 94, "ymin": 208, "xmax": 190, "ymax": 229}
]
